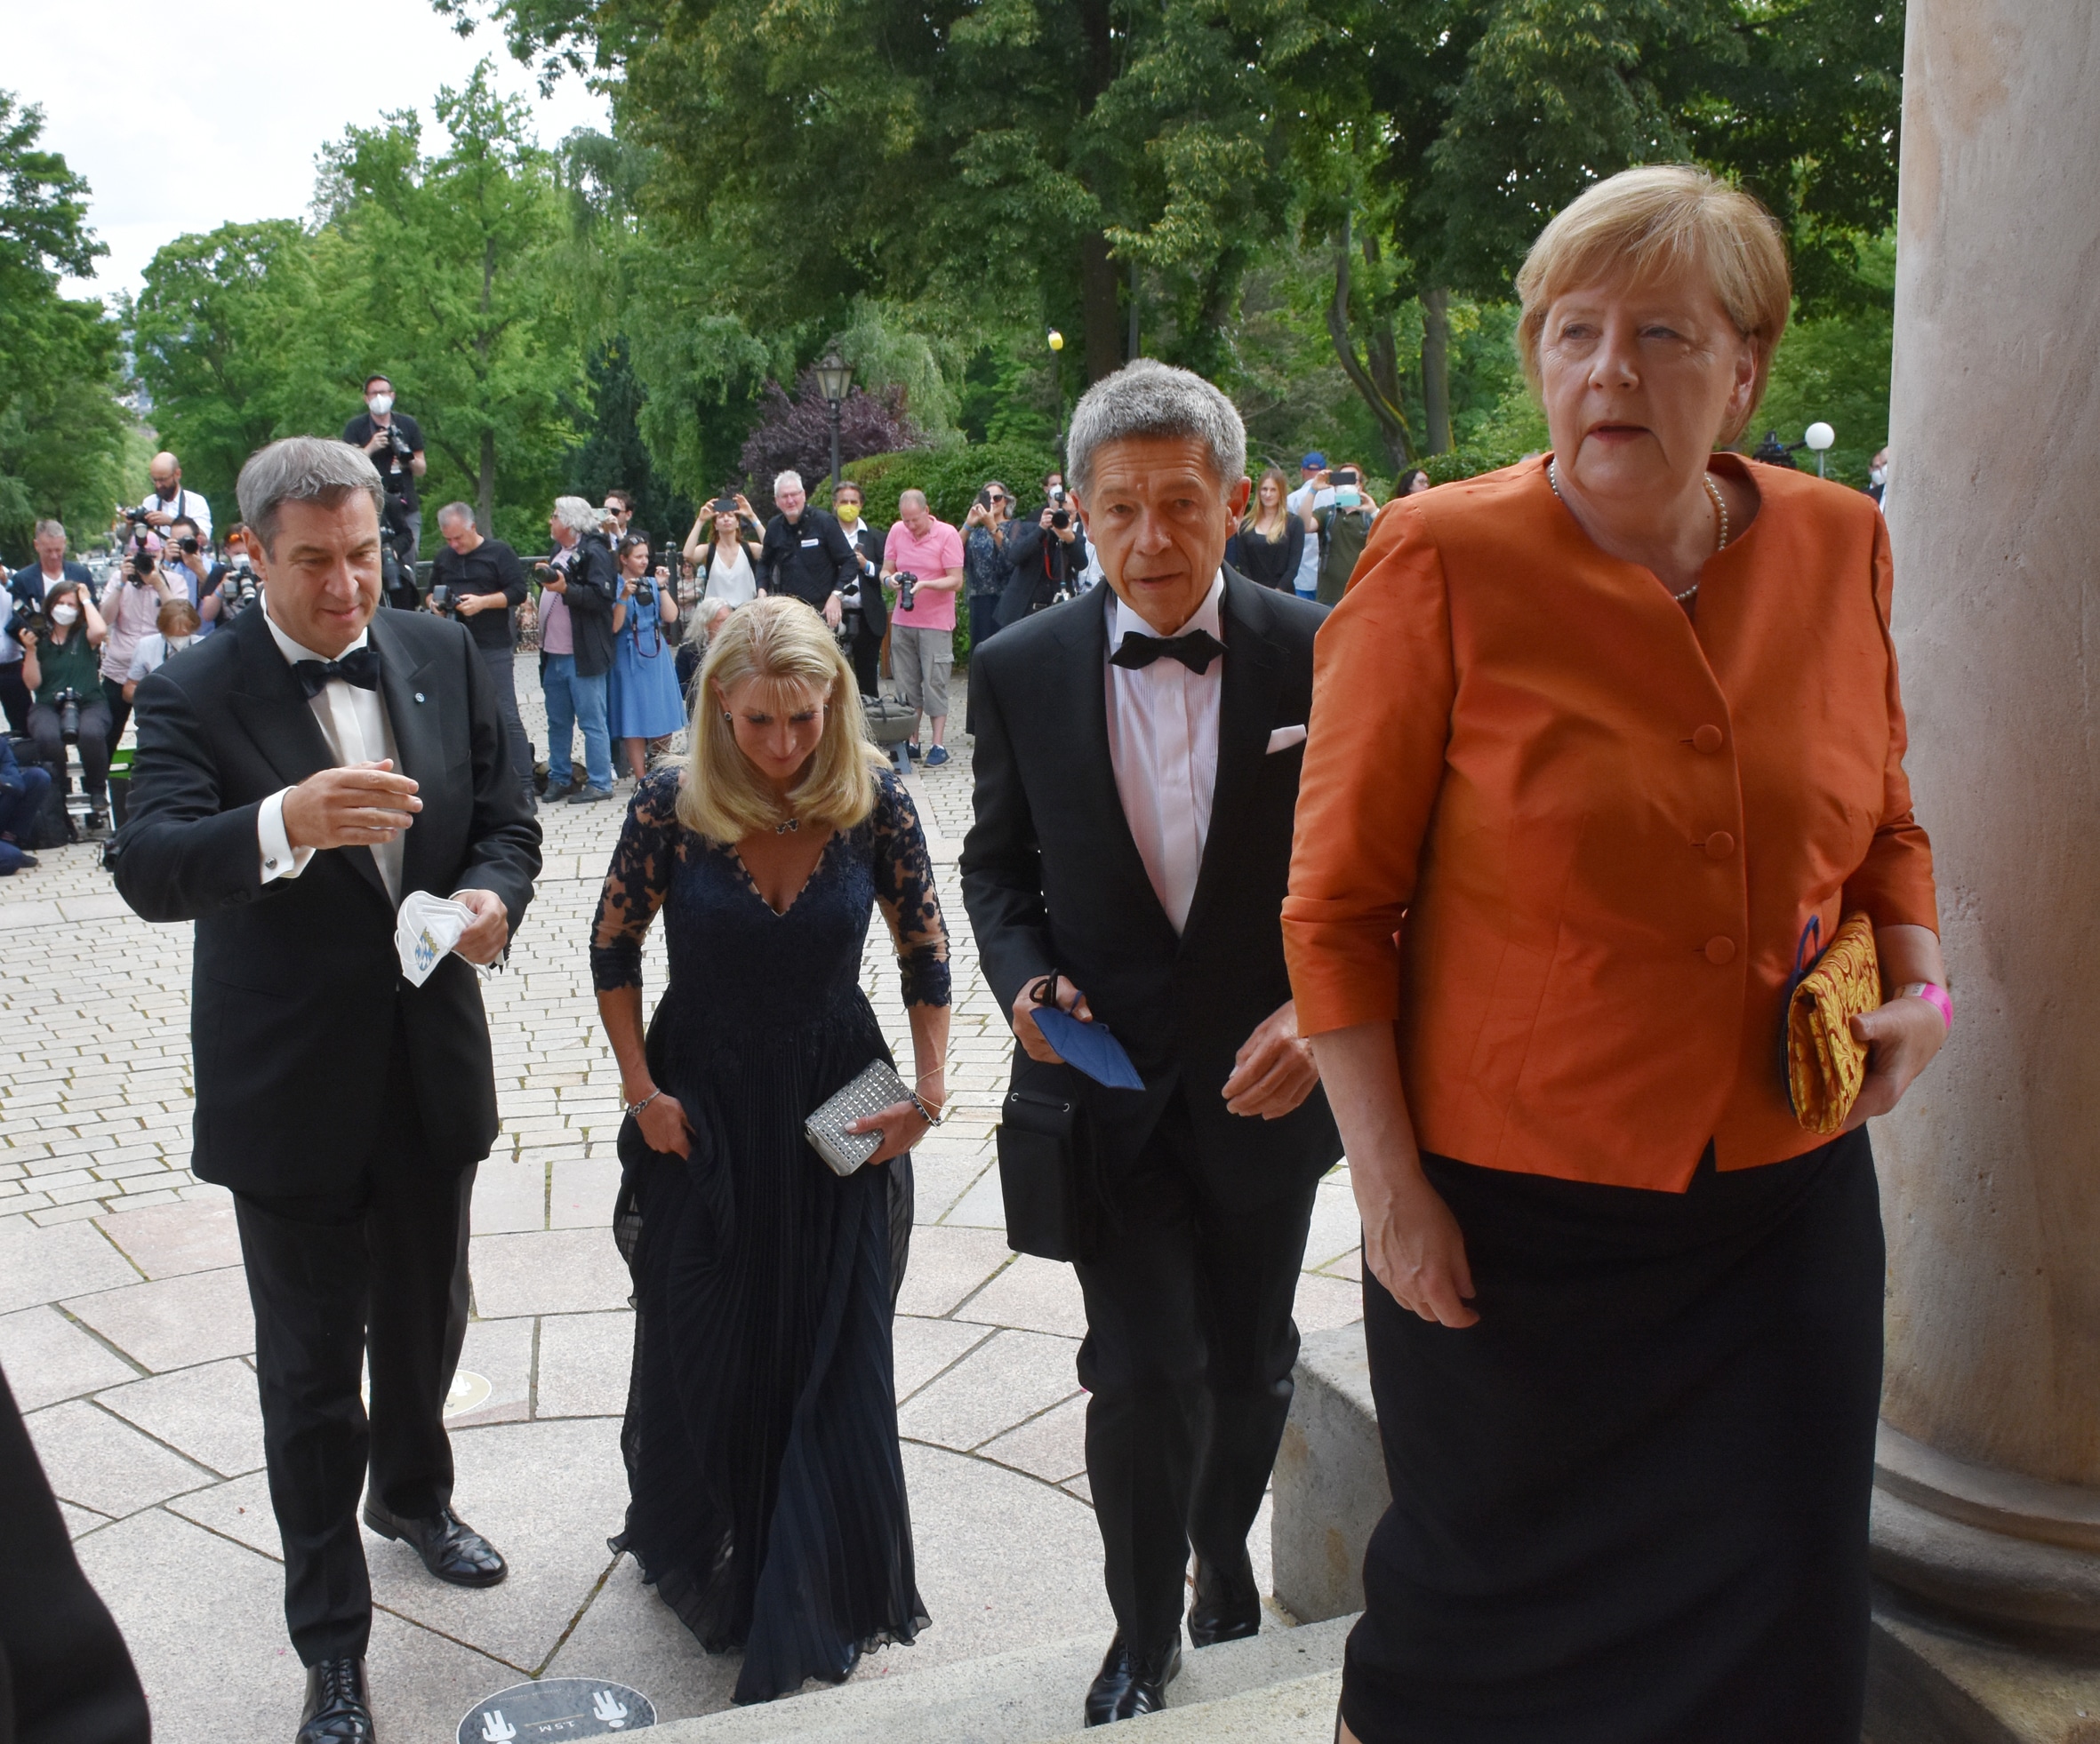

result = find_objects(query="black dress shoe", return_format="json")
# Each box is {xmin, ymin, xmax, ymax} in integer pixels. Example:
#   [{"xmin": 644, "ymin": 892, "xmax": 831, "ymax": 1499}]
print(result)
[
  {"xmin": 1084, "ymin": 1630, "xmax": 1182, "ymax": 1726},
  {"xmin": 1188, "ymin": 1548, "xmax": 1262, "ymax": 1646},
  {"xmin": 298, "ymin": 1657, "xmax": 373, "ymax": 1744},
  {"xmin": 361, "ymin": 1500, "xmax": 508, "ymax": 1587}
]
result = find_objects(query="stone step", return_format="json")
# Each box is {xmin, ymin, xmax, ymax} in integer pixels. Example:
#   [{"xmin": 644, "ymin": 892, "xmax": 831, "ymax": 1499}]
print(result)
[
  {"xmin": 648, "ymin": 1614, "xmax": 1358, "ymax": 1744},
  {"xmin": 1038, "ymin": 1669, "xmax": 1343, "ymax": 1743}
]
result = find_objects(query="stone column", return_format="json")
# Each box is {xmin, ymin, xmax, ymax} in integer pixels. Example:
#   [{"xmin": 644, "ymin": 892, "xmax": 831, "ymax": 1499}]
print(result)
[{"xmin": 1872, "ymin": 0, "xmax": 2100, "ymax": 1636}]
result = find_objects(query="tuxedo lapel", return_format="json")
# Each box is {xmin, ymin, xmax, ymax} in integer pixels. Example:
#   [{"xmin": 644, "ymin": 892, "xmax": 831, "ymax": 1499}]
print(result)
[
  {"xmin": 1180, "ymin": 570, "xmax": 1283, "ymax": 949},
  {"xmin": 368, "ymin": 612, "xmax": 444, "ymax": 900},
  {"xmin": 1053, "ymin": 585, "xmax": 1168, "ymax": 930}
]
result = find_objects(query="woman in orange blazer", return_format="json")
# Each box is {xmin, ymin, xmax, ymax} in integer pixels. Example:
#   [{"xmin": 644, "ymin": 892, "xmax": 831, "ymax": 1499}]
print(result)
[{"xmin": 1283, "ymin": 166, "xmax": 1949, "ymax": 1744}]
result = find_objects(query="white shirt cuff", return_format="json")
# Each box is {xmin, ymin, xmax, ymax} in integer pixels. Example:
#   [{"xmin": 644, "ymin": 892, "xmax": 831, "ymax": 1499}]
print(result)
[{"xmin": 258, "ymin": 788, "xmax": 316, "ymax": 884}]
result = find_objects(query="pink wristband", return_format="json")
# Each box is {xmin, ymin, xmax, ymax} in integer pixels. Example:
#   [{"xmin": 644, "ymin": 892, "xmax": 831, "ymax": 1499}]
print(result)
[{"xmin": 1906, "ymin": 982, "xmax": 1953, "ymax": 1033}]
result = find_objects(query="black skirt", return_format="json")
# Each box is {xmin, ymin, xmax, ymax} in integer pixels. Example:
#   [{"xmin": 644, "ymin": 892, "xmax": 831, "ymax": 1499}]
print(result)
[{"xmin": 1342, "ymin": 1130, "xmax": 1882, "ymax": 1744}]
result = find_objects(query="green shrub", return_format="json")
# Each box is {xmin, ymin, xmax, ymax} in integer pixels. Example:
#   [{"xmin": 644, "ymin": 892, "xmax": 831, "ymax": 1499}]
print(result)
[{"xmin": 842, "ymin": 437, "xmax": 1062, "ymax": 530}]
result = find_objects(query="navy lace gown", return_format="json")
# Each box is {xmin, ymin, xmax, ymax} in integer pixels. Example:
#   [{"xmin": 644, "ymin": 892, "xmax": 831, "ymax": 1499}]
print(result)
[{"xmin": 589, "ymin": 765, "xmax": 950, "ymax": 1703}]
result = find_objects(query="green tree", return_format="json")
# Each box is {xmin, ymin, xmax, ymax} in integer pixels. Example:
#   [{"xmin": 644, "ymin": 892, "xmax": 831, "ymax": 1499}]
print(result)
[
  {"xmin": 316, "ymin": 63, "xmax": 584, "ymax": 538},
  {"xmin": 0, "ymin": 92, "xmax": 136, "ymax": 556}
]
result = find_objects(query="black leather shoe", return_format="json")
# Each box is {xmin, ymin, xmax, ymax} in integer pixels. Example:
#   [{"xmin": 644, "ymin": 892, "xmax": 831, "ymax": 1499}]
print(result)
[
  {"xmin": 298, "ymin": 1657, "xmax": 373, "ymax": 1743},
  {"xmin": 361, "ymin": 1500, "xmax": 508, "ymax": 1588},
  {"xmin": 1084, "ymin": 1631, "xmax": 1182, "ymax": 1726},
  {"xmin": 1188, "ymin": 1548, "xmax": 1262, "ymax": 1646}
]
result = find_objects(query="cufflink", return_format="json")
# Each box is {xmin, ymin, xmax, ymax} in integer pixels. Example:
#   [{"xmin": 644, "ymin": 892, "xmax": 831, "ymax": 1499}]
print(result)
[
  {"xmin": 265, "ymin": 858, "xmax": 279, "ymax": 872},
  {"xmin": 413, "ymin": 692, "xmax": 426, "ymax": 703}
]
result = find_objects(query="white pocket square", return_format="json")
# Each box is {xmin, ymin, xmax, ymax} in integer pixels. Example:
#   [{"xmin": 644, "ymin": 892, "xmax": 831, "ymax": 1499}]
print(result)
[{"xmin": 1265, "ymin": 724, "xmax": 1307, "ymax": 754}]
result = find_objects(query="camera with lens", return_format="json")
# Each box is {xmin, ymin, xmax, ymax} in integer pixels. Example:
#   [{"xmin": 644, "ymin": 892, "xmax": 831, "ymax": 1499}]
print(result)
[
  {"xmin": 385, "ymin": 425, "xmax": 414, "ymax": 460},
  {"xmin": 52, "ymin": 687, "xmax": 90, "ymax": 740},
  {"xmin": 893, "ymin": 571, "xmax": 919, "ymax": 613},
  {"xmin": 8, "ymin": 606, "xmax": 50, "ymax": 644},
  {"xmin": 428, "ymin": 581, "xmax": 455, "ymax": 619},
  {"xmin": 220, "ymin": 561, "xmax": 260, "ymax": 618},
  {"xmin": 121, "ymin": 505, "xmax": 153, "ymax": 528}
]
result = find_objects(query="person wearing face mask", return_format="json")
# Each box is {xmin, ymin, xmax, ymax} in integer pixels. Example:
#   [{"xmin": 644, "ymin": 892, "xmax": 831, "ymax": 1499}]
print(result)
[
  {"xmin": 3, "ymin": 519, "xmax": 94, "ymax": 734},
  {"xmin": 833, "ymin": 480, "xmax": 889, "ymax": 698},
  {"xmin": 1312, "ymin": 463, "xmax": 1381, "ymax": 605},
  {"xmin": 343, "ymin": 374, "xmax": 428, "ymax": 554},
  {"xmin": 20, "ymin": 580, "xmax": 113, "ymax": 831},
  {"xmin": 124, "ymin": 599, "xmax": 203, "ymax": 700},
  {"xmin": 1866, "ymin": 446, "xmax": 1890, "ymax": 508},
  {"xmin": 757, "ymin": 469, "xmax": 856, "ymax": 628}
]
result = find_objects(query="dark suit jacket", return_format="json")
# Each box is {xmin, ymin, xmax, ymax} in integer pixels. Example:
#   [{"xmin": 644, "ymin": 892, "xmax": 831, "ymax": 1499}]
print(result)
[
  {"xmin": 111, "ymin": 604, "xmax": 541, "ymax": 1196},
  {"xmin": 961, "ymin": 568, "xmax": 1342, "ymax": 1208},
  {"xmin": 565, "ymin": 530, "xmax": 621, "ymax": 676},
  {"xmin": 843, "ymin": 524, "xmax": 889, "ymax": 638}
]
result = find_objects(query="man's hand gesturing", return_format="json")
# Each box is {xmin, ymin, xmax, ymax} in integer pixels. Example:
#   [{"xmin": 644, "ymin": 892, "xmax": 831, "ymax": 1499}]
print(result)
[
  {"xmin": 282, "ymin": 761, "xmax": 421, "ymax": 851},
  {"xmin": 1222, "ymin": 998, "xmax": 1319, "ymax": 1118}
]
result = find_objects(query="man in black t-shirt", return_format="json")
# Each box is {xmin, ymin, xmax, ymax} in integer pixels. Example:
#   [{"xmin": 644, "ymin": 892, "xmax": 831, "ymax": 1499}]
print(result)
[
  {"xmin": 430, "ymin": 501, "xmax": 534, "ymax": 809},
  {"xmin": 757, "ymin": 469, "xmax": 855, "ymax": 624},
  {"xmin": 342, "ymin": 373, "xmax": 428, "ymax": 554}
]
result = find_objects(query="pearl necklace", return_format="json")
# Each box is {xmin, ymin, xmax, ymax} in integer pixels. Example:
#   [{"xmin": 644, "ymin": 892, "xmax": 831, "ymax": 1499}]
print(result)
[{"xmin": 1549, "ymin": 459, "xmax": 1728, "ymax": 604}]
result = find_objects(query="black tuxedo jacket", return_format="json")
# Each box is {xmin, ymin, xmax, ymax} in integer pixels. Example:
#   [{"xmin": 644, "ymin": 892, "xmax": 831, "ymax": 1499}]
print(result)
[
  {"xmin": 962, "ymin": 568, "xmax": 1342, "ymax": 1207},
  {"xmin": 112, "ymin": 604, "xmax": 541, "ymax": 1196},
  {"xmin": 843, "ymin": 524, "xmax": 889, "ymax": 636}
]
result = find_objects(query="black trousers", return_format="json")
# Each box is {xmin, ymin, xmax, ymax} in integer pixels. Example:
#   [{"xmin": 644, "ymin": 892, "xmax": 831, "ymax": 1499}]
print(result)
[
  {"xmin": 851, "ymin": 620, "xmax": 884, "ymax": 700},
  {"xmin": 232, "ymin": 1020, "xmax": 477, "ymax": 1665},
  {"xmin": 477, "ymin": 642, "xmax": 535, "ymax": 802},
  {"xmin": 101, "ymin": 675, "xmax": 132, "ymax": 761},
  {"xmin": 1073, "ymin": 1091, "xmax": 1318, "ymax": 1652},
  {"xmin": 0, "ymin": 661, "xmax": 27, "ymax": 736},
  {"xmin": 28, "ymin": 700, "xmax": 111, "ymax": 799}
]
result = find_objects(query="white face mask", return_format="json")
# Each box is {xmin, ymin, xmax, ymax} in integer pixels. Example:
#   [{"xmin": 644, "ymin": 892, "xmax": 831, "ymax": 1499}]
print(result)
[
  {"xmin": 51, "ymin": 604, "xmax": 79, "ymax": 627},
  {"xmin": 165, "ymin": 636, "xmax": 193, "ymax": 652},
  {"xmin": 1869, "ymin": 465, "xmax": 1888, "ymax": 487},
  {"xmin": 368, "ymin": 394, "xmax": 394, "ymax": 415}
]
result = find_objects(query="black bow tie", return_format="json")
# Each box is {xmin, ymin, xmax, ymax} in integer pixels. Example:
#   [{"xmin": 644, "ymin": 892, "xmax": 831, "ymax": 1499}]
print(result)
[
  {"xmin": 1110, "ymin": 628, "xmax": 1224, "ymax": 674},
  {"xmin": 292, "ymin": 645, "xmax": 381, "ymax": 698}
]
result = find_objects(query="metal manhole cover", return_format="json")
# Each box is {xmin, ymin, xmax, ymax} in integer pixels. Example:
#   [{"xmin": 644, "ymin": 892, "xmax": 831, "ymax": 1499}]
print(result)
[{"xmin": 458, "ymin": 1677, "xmax": 655, "ymax": 1740}]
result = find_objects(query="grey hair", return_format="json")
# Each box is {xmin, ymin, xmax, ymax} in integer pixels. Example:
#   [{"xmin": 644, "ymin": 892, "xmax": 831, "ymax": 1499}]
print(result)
[
  {"xmin": 436, "ymin": 500, "xmax": 476, "ymax": 528},
  {"xmin": 236, "ymin": 437, "xmax": 385, "ymax": 556},
  {"xmin": 773, "ymin": 469, "xmax": 805, "ymax": 497},
  {"xmin": 552, "ymin": 495, "xmax": 602, "ymax": 537},
  {"xmin": 898, "ymin": 488, "xmax": 928, "ymax": 512},
  {"xmin": 32, "ymin": 518, "xmax": 64, "ymax": 541},
  {"xmin": 1066, "ymin": 359, "xmax": 1246, "ymax": 500}
]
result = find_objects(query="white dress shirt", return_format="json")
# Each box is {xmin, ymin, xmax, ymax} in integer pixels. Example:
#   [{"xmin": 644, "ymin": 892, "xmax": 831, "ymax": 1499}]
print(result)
[
  {"xmin": 256, "ymin": 612, "xmax": 404, "ymax": 906},
  {"xmin": 137, "ymin": 486, "xmax": 213, "ymax": 544},
  {"xmin": 1104, "ymin": 573, "xmax": 1225, "ymax": 935}
]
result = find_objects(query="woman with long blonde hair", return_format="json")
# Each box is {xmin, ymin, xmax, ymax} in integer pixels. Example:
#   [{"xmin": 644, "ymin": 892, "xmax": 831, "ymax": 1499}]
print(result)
[
  {"xmin": 1223, "ymin": 466, "xmax": 1305, "ymax": 591},
  {"xmin": 590, "ymin": 594, "xmax": 950, "ymax": 1701}
]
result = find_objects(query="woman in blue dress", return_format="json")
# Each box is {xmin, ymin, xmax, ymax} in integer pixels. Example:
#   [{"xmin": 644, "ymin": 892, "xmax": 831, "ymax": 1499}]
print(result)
[
  {"xmin": 590, "ymin": 595, "xmax": 950, "ymax": 1703},
  {"xmin": 608, "ymin": 532, "xmax": 687, "ymax": 781}
]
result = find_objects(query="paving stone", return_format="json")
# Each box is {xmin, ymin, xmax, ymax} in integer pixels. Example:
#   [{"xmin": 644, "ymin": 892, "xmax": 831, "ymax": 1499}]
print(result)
[
  {"xmin": 549, "ymin": 1155, "xmax": 622, "ymax": 1229},
  {"xmin": 470, "ymin": 1228, "xmax": 633, "ymax": 1318},
  {"xmin": 0, "ymin": 1303, "xmax": 140, "ymax": 1410},
  {"xmin": 954, "ymin": 1254, "xmax": 1089, "ymax": 1338},
  {"xmin": 452, "ymin": 1313, "xmax": 537, "ymax": 1428},
  {"xmin": 1301, "ymin": 1174, "xmax": 1361, "ymax": 1275},
  {"xmin": 60, "ymin": 1500, "xmax": 112, "ymax": 1539},
  {"xmin": 61, "ymin": 1265, "xmax": 254, "ymax": 1372},
  {"xmin": 165, "ymin": 1468, "xmax": 280, "ymax": 1559},
  {"xmin": 97, "ymin": 1356, "xmax": 267, "ymax": 1479},
  {"xmin": 365, "ymin": 1416, "xmax": 629, "ymax": 1671},
  {"xmin": 1290, "ymin": 1272, "xmax": 1364, "ymax": 1336},
  {"xmin": 943, "ymin": 1163, "xmax": 1011, "ymax": 1230},
  {"xmin": 0, "ymin": 1217, "xmax": 139, "ymax": 1314},
  {"xmin": 977, "ymin": 1392, "xmax": 1090, "ymax": 1484},
  {"xmin": 896, "ymin": 1329, "xmax": 1083, "ymax": 1453},
  {"xmin": 894, "ymin": 1315, "xmax": 996, "ymax": 1404},
  {"xmin": 895, "ymin": 1226, "xmax": 1015, "ymax": 1319},
  {"xmin": 472, "ymin": 1157, "xmax": 548, "ymax": 1235},
  {"xmin": 93, "ymin": 1196, "xmax": 240, "ymax": 1279},
  {"xmin": 75, "ymin": 1507, "xmax": 513, "ymax": 1742},
  {"xmin": 536, "ymin": 1309, "xmax": 635, "ymax": 1418},
  {"xmin": 24, "ymin": 1397, "xmax": 217, "ymax": 1516}
]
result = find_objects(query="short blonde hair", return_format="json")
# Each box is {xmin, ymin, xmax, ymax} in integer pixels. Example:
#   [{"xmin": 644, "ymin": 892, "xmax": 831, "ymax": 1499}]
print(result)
[
  {"xmin": 677, "ymin": 595, "xmax": 884, "ymax": 843},
  {"xmin": 1516, "ymin": 165, "xmax": 1791, "ymax": 444}
]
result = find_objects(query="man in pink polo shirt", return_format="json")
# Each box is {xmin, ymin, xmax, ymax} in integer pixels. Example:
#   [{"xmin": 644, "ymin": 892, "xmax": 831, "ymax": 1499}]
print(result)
[{"xmin": 881, "ymin": 489, "xmax": 966, "ymax": 765}]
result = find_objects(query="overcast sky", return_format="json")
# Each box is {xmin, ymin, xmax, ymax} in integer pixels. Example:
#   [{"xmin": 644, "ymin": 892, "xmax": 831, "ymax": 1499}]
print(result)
[{"xmin": 10, "ymin": 0, "xmax": 611, "ymax": 302}]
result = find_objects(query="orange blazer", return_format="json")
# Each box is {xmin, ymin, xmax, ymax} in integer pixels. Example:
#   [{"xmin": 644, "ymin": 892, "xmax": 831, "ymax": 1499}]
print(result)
[{"xmin": 1281, "ymin": 454, "xmax": 1937, "ymax": 1192}]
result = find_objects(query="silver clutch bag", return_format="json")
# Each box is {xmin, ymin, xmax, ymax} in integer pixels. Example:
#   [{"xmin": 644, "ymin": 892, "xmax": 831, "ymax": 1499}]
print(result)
[{"xmin": 805, "ymin": 1060, "xmax": 916, "ymax": 1177}]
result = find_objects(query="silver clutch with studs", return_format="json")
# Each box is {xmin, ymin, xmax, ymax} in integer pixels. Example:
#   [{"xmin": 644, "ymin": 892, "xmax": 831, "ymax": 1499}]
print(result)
[{"xmin": 804, "ymin": 1060, "xmax": 915, "ymax": 1177}]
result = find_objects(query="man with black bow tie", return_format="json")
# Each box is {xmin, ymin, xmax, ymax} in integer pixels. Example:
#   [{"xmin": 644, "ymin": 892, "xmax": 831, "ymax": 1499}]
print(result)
[
  {"xmin": 962, "ymin": 361, "xmax": 1343, "ymax": 1726},
  {"xmin": 113, "ymin": 437, "xmax": 541, "ymax": 1744}
]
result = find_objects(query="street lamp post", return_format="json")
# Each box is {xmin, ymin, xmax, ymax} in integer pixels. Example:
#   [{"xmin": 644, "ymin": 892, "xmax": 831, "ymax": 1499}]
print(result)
[
  {"xmin": 1804, "ymin": 420, "xmax": 1835, "ymax": 479},
  {"xmin": 1048, "ymin": 329, "xmax": 1066, "ymax": 468},
  {"xmin": 815, "ymin": 351, "xmax": 854, "ymax": 495}
]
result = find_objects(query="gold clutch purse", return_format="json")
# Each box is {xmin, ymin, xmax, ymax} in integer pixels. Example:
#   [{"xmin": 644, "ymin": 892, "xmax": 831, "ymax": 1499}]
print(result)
[{"xmin": 1784, "ymin": 913, "xmax": 1881, "ymax": 1134}]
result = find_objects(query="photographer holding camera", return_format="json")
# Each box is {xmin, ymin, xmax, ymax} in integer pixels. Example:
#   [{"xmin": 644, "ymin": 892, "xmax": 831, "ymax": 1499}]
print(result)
[
  {"xmin": 2, "ymin": 520, "xmax": 93, "ymax": 734},
  {"xmin": 134, "ymin": 453, "xmax": 214, "ymax": 542},
  {"xmin": 429, "ymin": 503, "xmax": 534, "ymax": 811},
  {"xmin": 20, "ymin": 577, "xmax": 112, "ymax": 832},
  {"xmin": 998, "ymin": 468, "xmax": 1090, "ymax": 628},
  {"xmin": 208, "ymin": 524, "xmax": 266, "ymax": 624},
  {"xmin": 343, "ymin": 375, "xmax": 427, "ymax": 553},
  {"xmin": 99, "ymin": 530, "xmax": 187, "ymax": 755},
  {"xmin": 880, "ymin": 487, "xmax": 964, "ymax": 765}
]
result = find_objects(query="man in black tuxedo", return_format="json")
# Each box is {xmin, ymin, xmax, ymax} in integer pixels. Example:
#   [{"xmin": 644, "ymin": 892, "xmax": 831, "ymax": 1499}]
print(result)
[
  {"xmin": 112, "ymin": 436, "xmax": 541, "ymax": 1744},
  {"xmin": 831, "ymin": 477, "xmax": 889, "ymax": 698},
  {"xmin": 962, "ymin": 361, "xmax": 1342, "ymax": 1726}
]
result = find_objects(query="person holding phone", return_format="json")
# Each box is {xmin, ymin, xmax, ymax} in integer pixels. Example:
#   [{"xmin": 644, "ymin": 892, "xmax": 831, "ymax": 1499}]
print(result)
[{"xmin": 1314, "ymin": 464, "xmax": 1380, "ymax": 604}]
